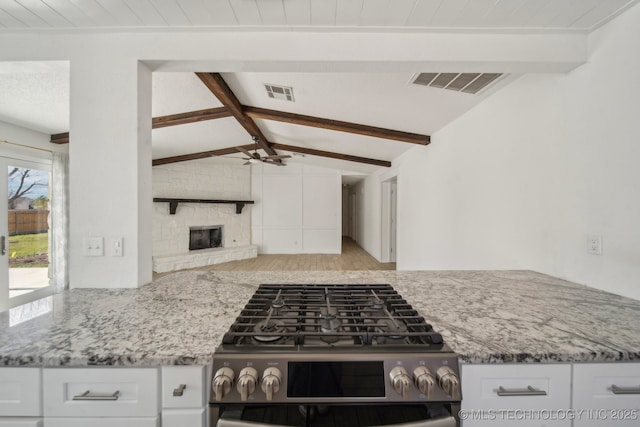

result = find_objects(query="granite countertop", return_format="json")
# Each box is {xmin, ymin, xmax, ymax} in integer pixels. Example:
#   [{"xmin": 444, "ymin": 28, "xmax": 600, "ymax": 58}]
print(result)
[{"xmin": 1, "ymin": 270, "xmax": 639, "ymax": 367}]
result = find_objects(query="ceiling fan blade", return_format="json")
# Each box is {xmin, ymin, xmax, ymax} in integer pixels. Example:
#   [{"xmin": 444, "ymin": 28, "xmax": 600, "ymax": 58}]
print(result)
[
  {"xmin": 235, "ymin": 146, "xmax": 254, "ymax": 157},
  {"xmin": 263, "ymin": 154, "xmax": 292, "ymax": 160},
  {"xmin": 243, "ymin": 161, "xmax": 252, "ymax": 166},
  {"xmin": 264, "ymin": 159, "xmax": 286, "ymax": 166}
]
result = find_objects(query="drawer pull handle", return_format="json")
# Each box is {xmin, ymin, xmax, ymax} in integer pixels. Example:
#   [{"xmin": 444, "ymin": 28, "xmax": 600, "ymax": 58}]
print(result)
[
  {"xmin": 73, "ymin": 390, "xmax": 120, "ymax": 401},
  {"xmin": 173, "ymin": 384, "xmax": 187, "ymax": 396},
  {"xmin": 497, "ymin": 386, "xmax": 547, "ymax": 396},
  {"xmin": 611, "ymin": 384, "xmax": 640, "ymax": 395}
]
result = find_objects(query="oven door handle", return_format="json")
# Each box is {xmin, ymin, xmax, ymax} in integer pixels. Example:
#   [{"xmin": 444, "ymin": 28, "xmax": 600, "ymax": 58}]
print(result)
[{"xmin": 216, "ymin": 409, "xmax": 457, "ymax": 427}]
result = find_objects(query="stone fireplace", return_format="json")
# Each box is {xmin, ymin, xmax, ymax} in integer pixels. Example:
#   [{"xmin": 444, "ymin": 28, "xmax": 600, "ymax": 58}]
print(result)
[{"xmin": 152, "ymin": 158, "xmax": 257, "ymax": 273}]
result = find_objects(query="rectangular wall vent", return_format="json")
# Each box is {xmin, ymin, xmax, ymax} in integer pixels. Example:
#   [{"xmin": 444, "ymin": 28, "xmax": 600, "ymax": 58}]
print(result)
[
  {"xmin": 412, "ymin": 72, "xmax": 503, "ymax": 94},
  {"xmin": 264, "ymin": 84, "xmax": 295, "ymax": 101}
]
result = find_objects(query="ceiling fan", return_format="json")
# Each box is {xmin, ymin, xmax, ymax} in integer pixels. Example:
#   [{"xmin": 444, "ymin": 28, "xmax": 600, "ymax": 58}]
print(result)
[{"xmin": 236, "ymin": 136, "xmax": 291, "ymax": 166}]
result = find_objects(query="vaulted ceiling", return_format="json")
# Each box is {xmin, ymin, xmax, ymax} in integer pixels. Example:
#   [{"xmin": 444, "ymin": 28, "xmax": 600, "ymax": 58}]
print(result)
[{"xmin": 1, "ymin": 0, "xmax": 638, "ymax": 174}]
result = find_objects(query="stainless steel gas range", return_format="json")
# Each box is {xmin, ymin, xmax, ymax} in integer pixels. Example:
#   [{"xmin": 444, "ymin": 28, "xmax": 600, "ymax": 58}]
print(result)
[{"xmin": 209, "ymin": 283, "xmax": 461, "ymax": 427}]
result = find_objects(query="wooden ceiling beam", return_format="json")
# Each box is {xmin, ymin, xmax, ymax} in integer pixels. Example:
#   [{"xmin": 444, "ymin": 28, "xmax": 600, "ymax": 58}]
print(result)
[
  {"xmin": 152, "ymin": 107, "xmax": 231, "ymax": 128},
  {"xmin": 50, "ymin": 107, "xmax": 233, "ymax": 144},
  {"xmin": 50, "ymin": 133, "xmax": 69, "ymax": 144},
  {"xmin": 152, "ymin": 144, "xmax": 255, "ymax": 166},
  {"xmin": 153, "ymin": 142, "xmax": 390, "ymax": 168},
  {"xmin": 243, "ymin": 106, "xmax": 430, "ymax": 145},
  {"xmin": 195, "ymin": 72, "xmax": 279, "ymax": 158},
  {"xmin": 270, "ymin": 143, "xmax": 391, "ymax": 167}
]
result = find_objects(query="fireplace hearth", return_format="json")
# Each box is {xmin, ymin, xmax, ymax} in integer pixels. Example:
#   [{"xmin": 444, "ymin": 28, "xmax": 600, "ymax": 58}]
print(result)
[{"xmin": 189, "ymin": 225, "xmax": 223, "ymax": 251}]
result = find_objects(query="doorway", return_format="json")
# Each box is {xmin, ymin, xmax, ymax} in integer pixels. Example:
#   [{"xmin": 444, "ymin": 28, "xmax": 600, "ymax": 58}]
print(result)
[
  {"xmin": 381, "ymin": 177, "xmax": 397, "ymax": 263},
  {"xmin": 0, "ymin": 156, "xmax": 53, "ymax": 311}
]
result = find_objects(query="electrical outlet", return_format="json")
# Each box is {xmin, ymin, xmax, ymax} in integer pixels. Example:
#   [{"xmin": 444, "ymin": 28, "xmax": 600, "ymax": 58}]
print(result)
[
  {"xmin": 587, "ymin": 235, "xmax": 602, "ymax": 255},
  {"xmin": 83, "ymin": 237, "xmax": 104, "ymax": 256}
]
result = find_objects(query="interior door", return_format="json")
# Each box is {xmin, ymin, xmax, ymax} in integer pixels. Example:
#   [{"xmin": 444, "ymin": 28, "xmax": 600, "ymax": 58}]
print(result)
[{"xmin": 0, "ymin": 156, "xmax": 52, "ymax": 311}]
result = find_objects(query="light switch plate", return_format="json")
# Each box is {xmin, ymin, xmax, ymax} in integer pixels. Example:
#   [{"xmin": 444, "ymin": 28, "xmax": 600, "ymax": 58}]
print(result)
[
  {"xmin": 111, "ymin": 237, "xmax": 124, "ymax": 257},
  {"xmin": 83, "ymin": 237, "xmax": 104, "ymax": 256}
]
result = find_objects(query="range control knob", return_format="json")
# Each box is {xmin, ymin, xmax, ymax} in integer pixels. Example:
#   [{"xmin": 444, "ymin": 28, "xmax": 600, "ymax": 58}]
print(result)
[
  {"xmin": 261, "ymin": 367, "xmax": 282, "ymax": 401},
  {"xmin": 389, "ymin": 366, "xmax": 412, "ymax": 398},
  {"xmin": 436, "ymin": 366, "xmax": 460, "ymax": 399},
  {"xmin": 237, "ymin": 367, "xmax": 259, "ymax": 401},
  {"xmin": 212, "ymin": 367, "xmax": 235, "ymax": 402},
  {"xmin": 413, "ymin": 366, "xmax": 436, "ymax": 398}
]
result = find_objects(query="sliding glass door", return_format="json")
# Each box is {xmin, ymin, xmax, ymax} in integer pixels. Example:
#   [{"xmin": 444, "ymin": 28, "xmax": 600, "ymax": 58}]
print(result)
[{"xmin": 0, "ymin": 156, "xmax": 53, "ymax": 311}]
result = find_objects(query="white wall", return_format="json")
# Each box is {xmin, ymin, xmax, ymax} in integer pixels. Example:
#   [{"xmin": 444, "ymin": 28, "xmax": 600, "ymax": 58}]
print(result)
[
  {"xmin": 152, "ymin": 158, "xmax": 251, "ymax": 255},
  {"xmin": 252, "ymin": 163, "xmax": 341, "ymax": 254},
  {"xmin": 395, "ymin": 5, "xmax": 640, "ymax": 300},
  {"xmin": 69, "ymin": 59, "xmax": 152, "ymax": 289}
]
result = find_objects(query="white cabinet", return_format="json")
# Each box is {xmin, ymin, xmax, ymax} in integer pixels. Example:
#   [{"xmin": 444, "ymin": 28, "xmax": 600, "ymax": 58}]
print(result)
[
  {"xmin": 0, "ymin": 419, "xmax": 42, "ymax": 427},
  {"xmin": 0, "ymin": 368, "xmax": 41, "ymax": 417},
  {"xmin": 42, "ymin": 367, "xmax": 158, "ymax": 426},
  {"xmin": 573, "ymin": 363, "xmax": 640, "ymax": 426},
  {"xmin": 461, "ymin": 364, "xmax": 572, "ymax": 427},
  {"xmin": 0, "ymin": 368, "xmax": 42, "ymax": 427},
  {"xmin": 161, "ymin": 366, "xmax": 207, "ymax": 427}
]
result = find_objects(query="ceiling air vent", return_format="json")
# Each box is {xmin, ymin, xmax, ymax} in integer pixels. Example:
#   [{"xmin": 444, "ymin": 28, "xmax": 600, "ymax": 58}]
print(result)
[
  {"xmin": 412, "ymin": 72, "xmax": 503, "ymax": 94},
  {"xmin": 264, "ymin": 84, "xmax": 295, "ymax": 102}
]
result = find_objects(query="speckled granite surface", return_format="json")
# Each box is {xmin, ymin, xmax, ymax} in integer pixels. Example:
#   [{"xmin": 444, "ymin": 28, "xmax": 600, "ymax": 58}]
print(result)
[{"xmin": 1, "ymin": 270, "xmax": 639, "ymax": 366}]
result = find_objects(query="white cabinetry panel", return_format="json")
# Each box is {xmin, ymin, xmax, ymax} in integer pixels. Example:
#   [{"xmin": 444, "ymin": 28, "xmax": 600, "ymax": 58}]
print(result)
[
  {"xmin": 573, "ymin": 363, "xmax": 640, "ymax": 426},
  {"xmin": 0, "ymin": 418, "xmax": 42, "ymax": 427},
  {"xmin": 44, "ymin": 418, "xmax": 157, "ymax": 427},
  {"xmin": 0, "ymin": 368, "xmax": 41, "ymax": 417},
  {"xmin": 43, "ymin": 368, "xmax": 157, "ymax": 417},
  {"xmin": 162, "ymin": 366, "xmax": 205, "ymax": 409},
  {"xmin": 461, "ymin": 364, "xmax": 571, "ymax": 426},
  {"xmin": 162, "ymin": 408, "xmax": 206, "ymax": 427}
]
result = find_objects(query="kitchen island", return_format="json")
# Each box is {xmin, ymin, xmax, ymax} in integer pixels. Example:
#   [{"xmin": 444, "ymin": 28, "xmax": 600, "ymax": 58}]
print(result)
[
  {"xmin": 2, "ymin": 270, "xmax": 640, "ymax": 427},
  {"xmin": 1, "ymin": 270, "xmax": 639, "ymax": 366}
]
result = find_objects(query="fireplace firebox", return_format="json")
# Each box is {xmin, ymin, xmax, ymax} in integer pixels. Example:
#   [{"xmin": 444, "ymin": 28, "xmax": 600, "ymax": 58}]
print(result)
[{"xmin": 189, "ymin": 225, "xmax": 223, "ymax": 251}]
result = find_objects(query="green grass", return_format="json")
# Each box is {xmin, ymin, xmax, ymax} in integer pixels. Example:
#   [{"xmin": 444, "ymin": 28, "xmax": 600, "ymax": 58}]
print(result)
[{"xmin": 8, "ymin": 233, "xmax": 49, "ymax": 267}]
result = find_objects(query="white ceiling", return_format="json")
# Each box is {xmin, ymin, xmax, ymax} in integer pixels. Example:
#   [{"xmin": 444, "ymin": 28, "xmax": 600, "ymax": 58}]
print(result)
[
  {"xmin": 0, "ymin": 1, "xmax": 638, "ymax": 176},
  {"xmin": 0, "ymin": 0, "xmax": 637, "ymax": 31}
]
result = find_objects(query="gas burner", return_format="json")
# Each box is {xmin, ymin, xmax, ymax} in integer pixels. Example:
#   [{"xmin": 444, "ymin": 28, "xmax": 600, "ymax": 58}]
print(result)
[
  {"xmin": 318, "ymin": 307, "xmax": 342, "ymax": 343},
  {"xmin": 253, "ymin": 319, "xmax": 286, "ymax": 343},
  {"xmin": 368, "ymin": 290, "xmax": 385, "ymax": 311},
  {"xmin": 375, "ymin": 318, "xmax": 408, "ymax": 344}
]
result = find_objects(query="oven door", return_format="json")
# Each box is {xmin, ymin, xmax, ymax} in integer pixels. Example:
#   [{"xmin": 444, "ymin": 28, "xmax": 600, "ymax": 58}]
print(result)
[{"xmin": 214, "ymin": 405, "xmax": 457, "ymax": 427}]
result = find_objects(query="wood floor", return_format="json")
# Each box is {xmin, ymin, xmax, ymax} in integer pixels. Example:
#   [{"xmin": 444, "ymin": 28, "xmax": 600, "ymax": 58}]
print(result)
[{"xmin": 193, "ymin": 237, "xmax": 395, "ymax": 272}]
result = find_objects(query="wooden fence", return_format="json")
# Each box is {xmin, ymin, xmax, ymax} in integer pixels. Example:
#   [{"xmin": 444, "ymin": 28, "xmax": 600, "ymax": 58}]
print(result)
[{"xmin": 8, "ymin": 210, "xmax": 50, "ymax": 236}]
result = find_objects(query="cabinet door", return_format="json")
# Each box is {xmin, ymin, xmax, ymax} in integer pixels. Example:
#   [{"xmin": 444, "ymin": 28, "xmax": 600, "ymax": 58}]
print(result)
[
  {"xmin": 162, "ymin": 408, "xmax": 207, "ymax": 427},
  {"xmin": 573, "ymin": 363, "xmax": 640, "ymax": 427},
  {"xmin": 0, "ymin": 368, "xmax": 41, "ymax": 416},
  {"xmin": 0, "ymin": 418, "xmax": 43, "ymax": 427},
  {"xmin": 161, "ymin": 366, "xmax": 206, "ymax": 409},
  {"xmin": 461, "ymin": 364, "xmax": 571, "ymax": 427},
  {"xmin": 44, "ymin": 417, "xmax": 157, "ymax": 427}
]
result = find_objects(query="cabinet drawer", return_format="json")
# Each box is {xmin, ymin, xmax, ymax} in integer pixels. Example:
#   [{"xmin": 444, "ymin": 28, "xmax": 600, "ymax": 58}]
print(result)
[
  {"xmin": 462, "ymin": 364, "xmax": 571, "ymax": 410},
  {"xmin": 0, "ymin": 418, "xmax": 43, "ymax": 427},
  {"xmin": 161, "ymin": 366, "xmax": 205, "ymax": 409},
  {"xmin": 0, "ymin": 368, "xmax": 41, "ymax": 416},
  {"xmin": 43, "ymin": 368, "xmax": 158, "ymax": 417},
  {"xmin": 573, "ymin": 363, "xmax": 640, "ymax": 427},
  {"xmin": 44, "ymin": 417, "xmax": 157, "ymax": 427},
  {"xmin": 162, "ymin": 408, "xmax": 207, "ymax": 427},
  {"xmin": 461, "ymin": 364, "xmax": 571, "ymax": 427}
]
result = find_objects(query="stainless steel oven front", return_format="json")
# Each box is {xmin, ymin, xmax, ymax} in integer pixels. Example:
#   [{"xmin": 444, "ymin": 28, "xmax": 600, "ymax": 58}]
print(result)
[{"xmin": 208, "ymin": 352, "xmax": 460, "ymax": 427}]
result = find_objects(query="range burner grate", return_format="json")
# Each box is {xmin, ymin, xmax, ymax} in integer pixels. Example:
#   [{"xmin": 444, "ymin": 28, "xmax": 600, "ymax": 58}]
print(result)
[{"xmin": 221, "ymin": 284, "xmax": 444, "ymax": 350}]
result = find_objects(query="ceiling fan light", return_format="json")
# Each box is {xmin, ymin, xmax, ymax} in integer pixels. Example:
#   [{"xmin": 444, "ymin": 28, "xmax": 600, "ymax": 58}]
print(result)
[{"xmin": 248, "ymin": 158, "xmax": 261, "ymax": 164}]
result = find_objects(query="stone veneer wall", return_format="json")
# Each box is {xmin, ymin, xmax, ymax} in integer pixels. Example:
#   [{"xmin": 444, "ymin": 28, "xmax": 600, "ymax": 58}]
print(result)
[{"xmin": 152, "ymin": 158, "xmax": 253, "ymax": 262}]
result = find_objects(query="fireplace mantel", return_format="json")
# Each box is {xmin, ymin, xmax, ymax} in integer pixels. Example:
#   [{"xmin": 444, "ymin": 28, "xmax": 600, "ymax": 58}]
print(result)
[{"xmin": 153, "ymin": 198, "xmax": 254, "ymax": 215}]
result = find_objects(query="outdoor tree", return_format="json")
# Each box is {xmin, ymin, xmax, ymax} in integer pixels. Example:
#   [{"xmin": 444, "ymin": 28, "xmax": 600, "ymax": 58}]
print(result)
[{"xmin": 8, "ymin": 168, "xmax": 47, "ymax": 209}]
